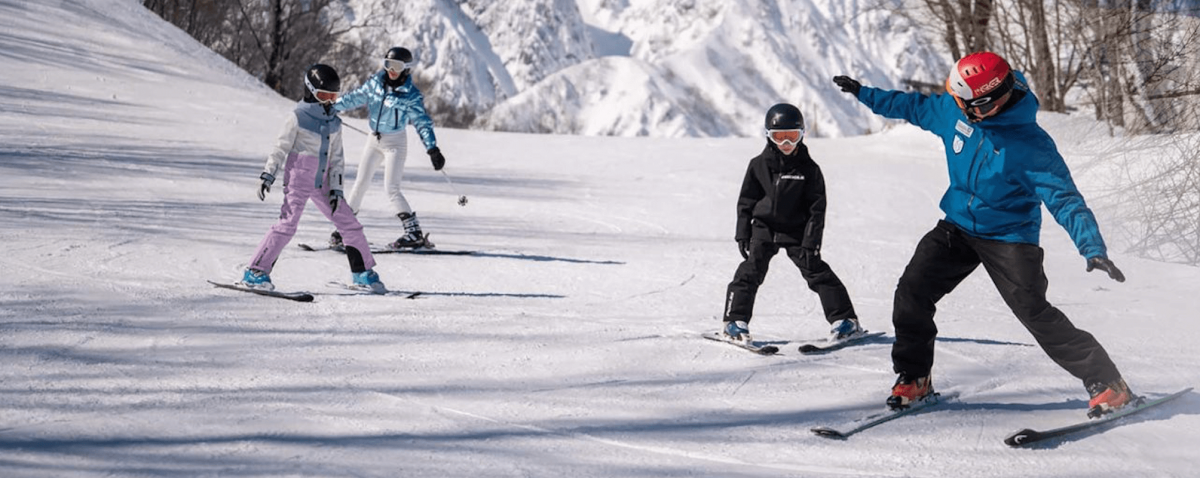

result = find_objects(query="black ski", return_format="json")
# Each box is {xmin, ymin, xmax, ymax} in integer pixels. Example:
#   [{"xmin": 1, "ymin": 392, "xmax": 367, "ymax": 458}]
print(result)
[
  {"xmin": 1004, "ymin": 387, "xmax": 1193, "ymax": 447},
  {"xmin": 811, "ymin": 391, "xmax": 959, "ymax": 439},
  {"xmin": 297, "ymin": 243, "xmax": 475, "ymax": 256},
  {"xmin": 700, "ymin": 331, "xmax": 780, "ymax": 355},
  {"xmin": 797, "ymin": 331, "xmax": 886, "ymax": 354},
  {"xmin": 207, "ymin": 280, "xmax": 314, "ymax": 302}
]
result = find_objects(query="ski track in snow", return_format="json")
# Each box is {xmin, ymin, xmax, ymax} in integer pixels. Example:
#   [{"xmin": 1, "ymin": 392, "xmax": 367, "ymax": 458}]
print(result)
[{"xmin": 366, "ymin": 389, "xmax": 904, "ymax": 477}]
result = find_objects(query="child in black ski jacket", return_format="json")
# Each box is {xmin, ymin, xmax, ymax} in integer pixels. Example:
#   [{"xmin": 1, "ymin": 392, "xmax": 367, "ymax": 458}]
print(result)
[{"xmin": 720, "ymin": 103, "xmax": 861, "ymax": 345}]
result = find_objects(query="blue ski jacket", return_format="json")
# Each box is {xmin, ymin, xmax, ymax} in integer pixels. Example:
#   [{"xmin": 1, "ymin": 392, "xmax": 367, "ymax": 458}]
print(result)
[
  {"xmin": 334, "ymin": 71, "xmax": 437, "ymax": 151},
  {"xmin": 853, "ymin": 71, "xmax": 1107, "ymax": 259}
]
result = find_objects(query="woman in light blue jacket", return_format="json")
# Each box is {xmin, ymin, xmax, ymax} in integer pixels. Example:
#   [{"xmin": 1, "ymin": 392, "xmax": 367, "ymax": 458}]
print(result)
[{"xmin": 332, "ymin": 47, "xmax": 446, "ymax": 250}]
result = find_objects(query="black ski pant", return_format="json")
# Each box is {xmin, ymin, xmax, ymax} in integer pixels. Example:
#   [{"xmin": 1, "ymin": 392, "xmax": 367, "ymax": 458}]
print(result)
[
  {"xmin": 892, "ymin": 220, "xmax": 1122, "ymax": 388},
  {"xmin": 724, "ymin": 240, "xmax": 857, "ymax": 325}
]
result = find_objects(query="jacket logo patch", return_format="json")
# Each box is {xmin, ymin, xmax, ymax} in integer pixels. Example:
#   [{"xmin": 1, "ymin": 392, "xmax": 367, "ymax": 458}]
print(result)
[
  {"xmin": 780, "ymin": 174, "xmax": 805, "ymax": 180},
  {"xmin": 953, "ymin": 135, "xmax": 964, "ymax": 154},
  {"xmin": 955, "ymin": 120, "xmax": 974, "ymax": 137}
]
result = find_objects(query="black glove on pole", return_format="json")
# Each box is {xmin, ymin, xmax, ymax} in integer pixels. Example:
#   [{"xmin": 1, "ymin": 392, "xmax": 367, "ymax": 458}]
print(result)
[
  {"xmin": 257, "ymin": 172, "xmax": 275, "ymax": 201},
  {"xmin": 832, "ymin": 76, "xmax": 862, "ymax": 96},
  {"xmin": 428, "ymin": 147, "xmax": 446, "ymax": 171},
  {"xmin": 1087, "ymin": 257, "xmax": 1125, "ymax": 282},
  {"xmin": 329, "ymin": 190, "xmax": 343, "ymax": 214}
]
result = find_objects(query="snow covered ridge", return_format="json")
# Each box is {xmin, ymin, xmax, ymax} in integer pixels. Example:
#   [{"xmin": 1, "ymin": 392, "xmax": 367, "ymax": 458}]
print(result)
[{"xmin": 338, "ymin": 0, "xmax": 947, "ymax": 138}]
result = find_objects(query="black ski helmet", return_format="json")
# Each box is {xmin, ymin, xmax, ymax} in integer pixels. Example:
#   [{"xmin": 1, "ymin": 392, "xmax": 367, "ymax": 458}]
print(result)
[
  {"xmin": 385, "ymin": 47, "xmax": 413, "ymax": 63},
  {"xmin": 303, "ymin": 63, "xmax": 341, "ymax": 103},
  {"xmin": 764, "ymin": 103, "xmax": 804, "ymax": 130},
  {"xmin": 384, "ymin": 47, "xmax": 414, "ymax": 83}
]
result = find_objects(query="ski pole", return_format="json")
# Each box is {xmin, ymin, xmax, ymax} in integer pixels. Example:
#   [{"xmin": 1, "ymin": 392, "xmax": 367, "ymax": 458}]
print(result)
[{"xmin": 441, "ymin": 170, "xmax": 468, "ymax": 206}]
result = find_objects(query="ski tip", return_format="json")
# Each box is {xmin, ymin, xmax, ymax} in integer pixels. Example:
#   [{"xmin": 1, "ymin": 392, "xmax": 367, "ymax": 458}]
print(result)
[
  {"xmin": 297, "ymin": 243, "xmax": 316, "ymax": 251},
  {"xmin": 811, "ymin": 427, "xmax": 847, "ymax": 439},
  {"xmin": 1004, "ymin": 429, "xmax": 1039, "ymax": 447}
]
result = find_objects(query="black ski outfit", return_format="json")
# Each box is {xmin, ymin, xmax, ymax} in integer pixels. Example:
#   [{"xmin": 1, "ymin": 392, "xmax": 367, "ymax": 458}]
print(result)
[{"xmin": 723, "ymin": 142, "xmax": 857, "ymax": 325}]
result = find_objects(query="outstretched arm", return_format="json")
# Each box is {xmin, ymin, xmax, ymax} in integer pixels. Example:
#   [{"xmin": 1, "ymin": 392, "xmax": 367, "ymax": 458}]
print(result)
[
  {"xmin": 832, "ymin": 76, "xmax": 948, "ymax": 134},
  {"xmin": 1021, "ymin": 135, "xmax": 1123, "ymax": 281}
]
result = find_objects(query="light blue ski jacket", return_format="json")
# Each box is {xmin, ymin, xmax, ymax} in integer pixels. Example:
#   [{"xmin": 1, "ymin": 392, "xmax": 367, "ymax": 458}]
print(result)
[
  {"xmin": 334, "ymin": 71, "xmax": 437, "ymax": 151},
  {"xmin": 853, "ymin": 71, "xmax": 1107, "ymax": 259}
]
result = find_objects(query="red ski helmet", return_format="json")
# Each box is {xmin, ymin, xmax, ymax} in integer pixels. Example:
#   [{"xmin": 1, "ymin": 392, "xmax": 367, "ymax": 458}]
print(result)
[{"xmin": 945, "ymin": 52, "xmax": 1015, "ymax": 120}]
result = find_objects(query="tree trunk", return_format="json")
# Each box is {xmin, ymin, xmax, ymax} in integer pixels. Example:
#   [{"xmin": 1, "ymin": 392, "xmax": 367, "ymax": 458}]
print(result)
[
  {"xmin": 965, "ymin": 0, "xmax": 993, "ymax": 52},
  {"xmin": 1027, "ymin": 0, "xmax": 1063, "ymax": 111}
]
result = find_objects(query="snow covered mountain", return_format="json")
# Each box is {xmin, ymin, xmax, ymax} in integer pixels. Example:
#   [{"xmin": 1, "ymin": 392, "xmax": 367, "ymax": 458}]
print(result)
[{"xmin": 337, "ymin": 0, "xmax": 947, "ymax": 137}]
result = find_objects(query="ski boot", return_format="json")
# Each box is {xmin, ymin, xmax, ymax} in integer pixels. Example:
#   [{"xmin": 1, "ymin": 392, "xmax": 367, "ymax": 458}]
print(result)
[
  {"xmin": 241, "ymin": 268, "xmax": 274, "ymax": 291},
  {"xmin": 887, "ymin": 373, "xmax": 933, "ymax": 410},
  {"xmin": 1087, "ymin": 378, "xmax": 1134, "ymax": 418},
  {"xmin": 722, "ymin": 320, "xmax": 752, "ymax": 344},
  {"xmin": 329, "ymin": 230, "xmax": 343, "ymax": 248},
  {"xmin": 829, "ymin": 318, "xmax": 864, "ymax": 341},
  {"xmin": 389, "ymin": 212, "xmax": 429, "ymax": 249},
  {"xmin": 351, "ymin": 269, "xmax": 386, "ymax": 294}
]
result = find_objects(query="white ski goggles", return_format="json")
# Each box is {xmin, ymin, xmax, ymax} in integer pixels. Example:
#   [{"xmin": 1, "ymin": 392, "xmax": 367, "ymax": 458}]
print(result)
[
  {"xmin": 304, "ymin": 76, "xmax": 339, "ymax": 104},
  {"xmin": 384, "ymin": 58, "xmax": 415, "ymax": 73},
  {"xmin": 765, "ymin": 128, "xmax": 805, "ymax": 146}
]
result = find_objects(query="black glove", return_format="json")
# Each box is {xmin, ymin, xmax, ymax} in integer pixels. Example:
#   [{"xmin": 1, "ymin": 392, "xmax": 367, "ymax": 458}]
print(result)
[
  {"xmin": 1086, "ymin": 256, "xmax": 1125, "ymax": 283},
  {"xmin": 428, "ymin": 147, "xmax": 445, "ymax": 171},
  {"xmin": 329, "ymin": 190, "xmax": 343, "ymax": 214},
  {"xmin": 257, "ymin": 172, "xmax": 275, "ymax": 201},
  {"xmin": 738, "ymin": 240, "xmax": 750, "ymax": 259},
  {"xmin": 833, "ymin": 76, "xmax": 862, "ymax": 96}
]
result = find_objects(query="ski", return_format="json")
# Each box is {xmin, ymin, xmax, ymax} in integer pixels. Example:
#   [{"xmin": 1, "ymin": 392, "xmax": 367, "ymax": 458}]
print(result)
[
  {"xmin": 700, "ymin": 331, "xmax": 780, "ymax": 355},
  {"xmin": 207, "ymin": 280, "xmax": 314, "ymax": 302},
  {"xmin": 370, "ymin": 247, "xmax": 474, "ymax": 255},
  {"xmin": 297, "ymin": 243, "xmax": 475, "ymax": 256},
  {"xmin": 797, "ymin": 331, "xmax": 886, "ymax": 354},
  {"xmin": 325, "ymin": 281, "xmax": 421, "ymax": 299},
  {"xmin": 811, "ymin": 391, "xmax": 959, "ymax": 439},
  {"xmin": 1003, "ymin": 387, "xmax": 1193, "ymax": 447}
]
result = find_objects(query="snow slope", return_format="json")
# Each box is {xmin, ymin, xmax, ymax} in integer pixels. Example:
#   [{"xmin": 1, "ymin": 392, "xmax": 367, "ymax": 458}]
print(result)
[{"xmin": 0, "ymin": 0, "xmax": 1197, "ymax": 476}]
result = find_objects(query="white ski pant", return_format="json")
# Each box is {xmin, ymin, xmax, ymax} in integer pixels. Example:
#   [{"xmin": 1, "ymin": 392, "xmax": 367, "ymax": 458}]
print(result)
[{"xmin": 345, "ymin": 131, "xmax": 413, "ymax": 215}]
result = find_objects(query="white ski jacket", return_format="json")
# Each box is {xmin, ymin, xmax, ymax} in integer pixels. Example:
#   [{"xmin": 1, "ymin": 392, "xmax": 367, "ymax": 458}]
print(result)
[{"xmin": 262, "ymin": 102, "xmax": 345, "ymax": 191}]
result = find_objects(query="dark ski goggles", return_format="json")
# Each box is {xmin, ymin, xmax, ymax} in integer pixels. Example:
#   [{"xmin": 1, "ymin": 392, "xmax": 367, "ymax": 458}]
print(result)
[{"xmin": 948, "ymin": 73, "xmax": 1015, "ymax": 121}]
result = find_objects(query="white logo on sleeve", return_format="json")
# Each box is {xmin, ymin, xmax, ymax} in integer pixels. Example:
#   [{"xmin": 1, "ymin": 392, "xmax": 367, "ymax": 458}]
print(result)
[{"xmin": 953, "ymin": 135, "xmax": 964, "ymax": 154}]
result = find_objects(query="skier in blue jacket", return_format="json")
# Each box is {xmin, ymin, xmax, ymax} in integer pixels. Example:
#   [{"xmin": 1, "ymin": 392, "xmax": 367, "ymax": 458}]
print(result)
[
  {"xmin": 330, "ymin": 46, "xmax": 446, "ymax": 250},
  {"xmin": 833, "ymin": 51, "xmax": 1131, "ymax": 417}
]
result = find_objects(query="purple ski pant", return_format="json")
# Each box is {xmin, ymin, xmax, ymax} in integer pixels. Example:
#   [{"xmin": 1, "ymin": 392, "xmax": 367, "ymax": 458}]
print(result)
[{"xmin": 249, "ymin": 153, "xmax": 375, "ymax": 275}]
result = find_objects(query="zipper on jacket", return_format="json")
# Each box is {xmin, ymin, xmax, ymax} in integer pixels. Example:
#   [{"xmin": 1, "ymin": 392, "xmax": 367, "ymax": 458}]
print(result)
[{"xmin": 964, "ymin": 133, "xmax": 987, "ymax": 234}]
